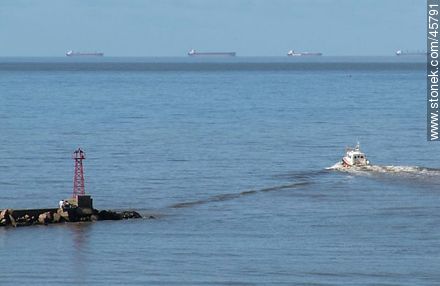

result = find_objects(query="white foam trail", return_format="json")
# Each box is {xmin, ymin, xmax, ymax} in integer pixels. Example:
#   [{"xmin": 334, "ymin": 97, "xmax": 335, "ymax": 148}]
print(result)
[{"xmin": 327, "ymin": 161, "xmax": 440, "ymax": 177}]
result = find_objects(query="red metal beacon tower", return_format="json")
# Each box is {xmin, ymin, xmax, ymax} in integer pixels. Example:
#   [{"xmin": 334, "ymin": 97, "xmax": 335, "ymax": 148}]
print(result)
[
  {"xmin": 71, "ymin": 148, "xmax": 93, "ymax": 210},
  {"xmin": 72, "ymin": 148, "xmax": 86, "ymax": 198}
]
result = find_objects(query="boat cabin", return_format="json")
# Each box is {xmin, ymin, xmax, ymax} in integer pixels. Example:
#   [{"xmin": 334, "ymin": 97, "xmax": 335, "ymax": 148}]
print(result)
[{"xmin": 342, "ymin": 143, "xmax": 370, "ymax": 166}]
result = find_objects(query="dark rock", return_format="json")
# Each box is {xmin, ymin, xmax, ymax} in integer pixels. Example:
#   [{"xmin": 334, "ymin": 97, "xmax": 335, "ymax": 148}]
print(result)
[
  {"xmin": 66, "ymin": 209, "xmax": 79, "ymax": 222},
  {"xmin": 98, "ymin": 210, "xmax": 122, "ymax": 220},
  {"xmin": 76, "ymin": 207, "xmax": 93, "ymax": 216},
  {"xmin": 79, "ymin": 216, "xmax": 91, "ymax": 222},
  {"xmin": 15, "ymin": 214, "xmax": 33, "ymax": 227}
]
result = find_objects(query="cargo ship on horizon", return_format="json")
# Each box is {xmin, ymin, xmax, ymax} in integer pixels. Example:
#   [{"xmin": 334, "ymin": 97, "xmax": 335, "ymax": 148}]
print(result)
[
  {"xmin": 395, "ymin": 50, "xmax": 427, "ymax": 56},
  {"xmin": 66, "ymin": 50, "xmax": 104, "ymax": 57},
  {"xmin": 188, "ymin": 49, "xmax": 236, "ymax": 57},
  {"xmin": 287, "ymin": 50, "xmax": 322, "ymax": 56}
]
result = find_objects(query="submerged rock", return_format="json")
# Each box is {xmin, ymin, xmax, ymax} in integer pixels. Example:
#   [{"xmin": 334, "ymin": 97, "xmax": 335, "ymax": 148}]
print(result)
[{"xmin": 120, "ymin": 211, "xmax": 142, "ymax": 219}]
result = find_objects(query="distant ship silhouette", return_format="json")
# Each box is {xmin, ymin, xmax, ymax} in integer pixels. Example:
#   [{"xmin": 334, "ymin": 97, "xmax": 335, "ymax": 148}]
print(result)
[
  {"xmin": 66, "ymin": 50, "xmax": 104, "ymax": 56},
  {"xmin": 188, "ymin": 49, "xmax": 236, "ymax": 57}
]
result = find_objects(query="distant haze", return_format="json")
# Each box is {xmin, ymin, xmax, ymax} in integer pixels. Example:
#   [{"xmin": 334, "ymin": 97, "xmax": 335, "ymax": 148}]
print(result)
[{"xmin": 0, "ymin": 0, "xmax": 425, "ymax": 57}]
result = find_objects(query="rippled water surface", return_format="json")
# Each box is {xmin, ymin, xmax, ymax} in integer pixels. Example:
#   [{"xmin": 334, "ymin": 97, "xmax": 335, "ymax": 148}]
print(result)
[{"xmin": 0, "ymin": 57, "xmax": 439, "ymax": 285}]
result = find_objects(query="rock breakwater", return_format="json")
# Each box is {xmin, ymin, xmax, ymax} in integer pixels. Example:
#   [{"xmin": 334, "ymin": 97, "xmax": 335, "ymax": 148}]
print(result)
[{"xmin": 0, "ymin": 207, "xmax": 142, "ymax": 228}]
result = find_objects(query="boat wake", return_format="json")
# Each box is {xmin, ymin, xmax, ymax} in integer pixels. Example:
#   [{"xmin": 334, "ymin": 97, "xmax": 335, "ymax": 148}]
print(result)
[
  {"xmin": 167, "ymin": 161, "xmax": 440, "ymax": 211},
  {"xmin": 170, "ymin": 181, "xmax": 310, "ymax": 209},
  {"xmin": 327, "ymin": 162, "xmax": 440, "ymax": 177}
]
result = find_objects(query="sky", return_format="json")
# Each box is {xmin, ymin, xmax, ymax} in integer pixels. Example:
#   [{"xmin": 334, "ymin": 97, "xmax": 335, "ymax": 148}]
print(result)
[{"xmin": 0, "ymin": 0, "xmax": 425, "ymax": 56}]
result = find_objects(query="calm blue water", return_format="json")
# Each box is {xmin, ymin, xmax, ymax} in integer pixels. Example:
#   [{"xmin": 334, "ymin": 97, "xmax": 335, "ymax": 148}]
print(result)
[{"xmin": 0, "ymin": 57, "xmax": 439, "ymax": 285}]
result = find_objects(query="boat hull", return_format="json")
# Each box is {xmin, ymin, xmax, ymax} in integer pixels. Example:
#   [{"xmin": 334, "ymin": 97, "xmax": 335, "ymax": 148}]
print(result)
[
  {"xmin": 342, "ymin": 157, "xmax": 352, "ymax": 167},
  {"xmin": 342, "ymin": 157, "xmax": 370, "ymax": 167}
]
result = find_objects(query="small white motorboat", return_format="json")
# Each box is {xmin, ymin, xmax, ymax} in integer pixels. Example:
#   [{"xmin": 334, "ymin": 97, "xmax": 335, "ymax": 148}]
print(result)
[{"xmin": 342, "ymin": 142, "xmax": 370, "ymax": 167}]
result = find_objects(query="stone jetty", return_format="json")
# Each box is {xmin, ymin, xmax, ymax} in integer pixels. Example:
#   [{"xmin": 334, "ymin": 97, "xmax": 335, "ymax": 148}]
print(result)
[
  {"xmin": 0, "ymin": 207, "xmax": 142, "ymax": 228},
  {"xmin": 0, "ymin": 208, "xmax": 142, "ymax": 227},
  {"xmin": 0, "ymin": 149, "xmax": 145, "ymax": 228},
  {"xmin": 0, "ymin": 195, "xmax": 142, "ymax": 228}
]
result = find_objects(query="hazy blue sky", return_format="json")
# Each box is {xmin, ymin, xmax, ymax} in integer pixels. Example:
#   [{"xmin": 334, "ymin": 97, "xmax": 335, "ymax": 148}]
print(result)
[{"xmin": 0, "ymin": 0, "xmax": 424, "ymax": 56}]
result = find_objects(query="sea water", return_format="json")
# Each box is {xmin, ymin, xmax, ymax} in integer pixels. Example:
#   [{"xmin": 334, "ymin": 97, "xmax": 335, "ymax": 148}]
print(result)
[{"xmin": 0, "ymin": 57, "xmax": 439, "ymax": 285}]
